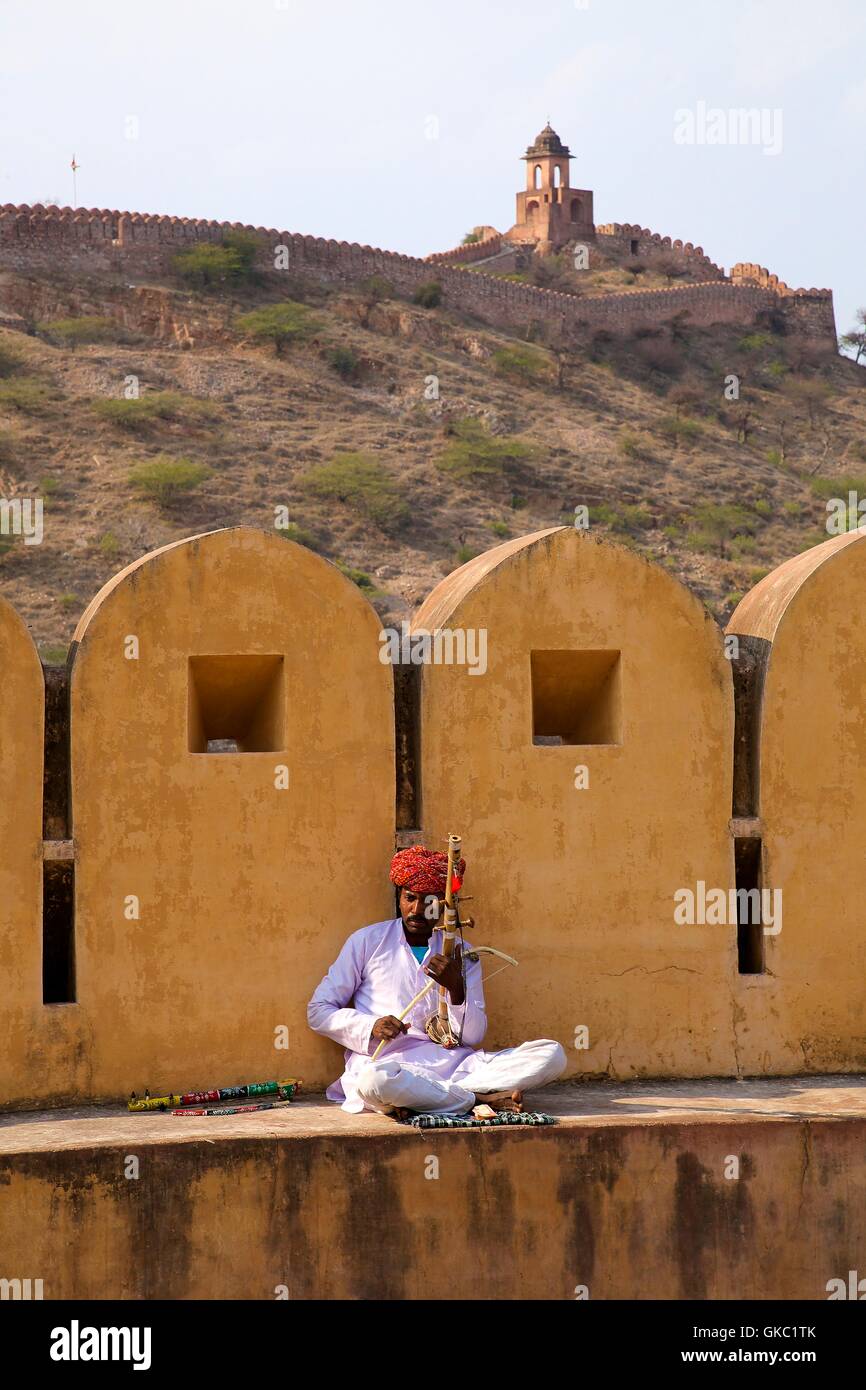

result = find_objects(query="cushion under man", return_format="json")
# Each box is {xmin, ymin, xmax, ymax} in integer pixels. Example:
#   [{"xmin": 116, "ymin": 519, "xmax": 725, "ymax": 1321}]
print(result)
[{"xmin": 307, "ymin": 845, "xmax": 566, "ymax": 1118}]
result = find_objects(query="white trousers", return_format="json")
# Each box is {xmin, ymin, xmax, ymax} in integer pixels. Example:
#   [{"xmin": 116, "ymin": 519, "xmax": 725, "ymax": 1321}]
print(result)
[{"xmin": 356, "ymin": 1039, "xmax": 566, "ymax": 1116}]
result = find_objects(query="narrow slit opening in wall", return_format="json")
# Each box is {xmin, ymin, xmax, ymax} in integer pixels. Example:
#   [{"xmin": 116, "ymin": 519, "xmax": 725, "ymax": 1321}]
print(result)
[
  {"xmin": 735, "ymin": 837, "xmax": 765, "ymax": 974},
  {"xmin": 530, "ymin": 650, "xmax": 622, "ymax": 746},
  {"xmin": 43, "ymin": 860, "xmax": 76, "ymax": 1003},
  {"xmin": 188, "ymin": 655, "xmax": 284, "ymax": 754},
  {"xmin": 394, "ymin": 664, "xmax": 421, "ymax": 830}
]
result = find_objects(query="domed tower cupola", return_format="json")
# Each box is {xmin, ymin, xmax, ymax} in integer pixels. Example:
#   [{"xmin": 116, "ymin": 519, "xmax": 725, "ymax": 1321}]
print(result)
[
  {"xmin": 506, "ymin": 122, "xmax": 595, "ymax": 253},
  {"xmin": 524, "ymin": 122, "xmax": 572, "ymax": 182}
]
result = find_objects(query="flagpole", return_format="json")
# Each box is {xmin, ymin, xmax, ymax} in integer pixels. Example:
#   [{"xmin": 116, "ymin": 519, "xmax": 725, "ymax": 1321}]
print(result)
[{"xmin": 71, "ymin": 155, "xmax": 78, "ymax": 209}]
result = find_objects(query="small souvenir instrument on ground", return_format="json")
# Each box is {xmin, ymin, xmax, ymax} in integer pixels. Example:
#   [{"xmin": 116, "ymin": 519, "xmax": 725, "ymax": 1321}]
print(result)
[{"xmin": 127, "ymin": 1078, "xmax": 301, "ymax": 1115}]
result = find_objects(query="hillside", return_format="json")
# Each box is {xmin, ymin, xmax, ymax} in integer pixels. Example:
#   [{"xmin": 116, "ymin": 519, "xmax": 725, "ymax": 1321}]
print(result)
[{"xmin": 0, "ymin": 257, "xmax": 864, "ymax": 662}]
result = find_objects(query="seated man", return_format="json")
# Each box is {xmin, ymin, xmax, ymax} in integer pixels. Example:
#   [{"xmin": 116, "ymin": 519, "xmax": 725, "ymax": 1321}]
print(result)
[{"xmin": 307, "ymin": 844, "xmax": 566, "ymax": 1118}]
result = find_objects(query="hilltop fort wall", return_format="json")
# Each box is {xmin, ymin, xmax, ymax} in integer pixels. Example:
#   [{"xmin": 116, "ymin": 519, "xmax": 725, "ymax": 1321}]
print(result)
[
  {"xmin": 0, "ymin": 204, "xmax": 838, "ymax": 346},
  {"xmin": 595, "ymin": 221, "xmax": 727, "ymax": 279}
]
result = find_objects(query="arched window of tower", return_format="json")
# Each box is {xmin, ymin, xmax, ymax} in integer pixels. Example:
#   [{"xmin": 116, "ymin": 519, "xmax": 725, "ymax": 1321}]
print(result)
[{"xmin": 534, "ymin": 165, "xmax": 542, "ymax": 190}]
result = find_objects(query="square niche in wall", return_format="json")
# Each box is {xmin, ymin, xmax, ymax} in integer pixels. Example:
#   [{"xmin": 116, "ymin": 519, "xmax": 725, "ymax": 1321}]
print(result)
[
  {"xmin": 188, "ymin": 655, "xmax": 285, "ymax": 754},
  {"xmin": 530, "ymin": 650, "xmax": 622, "ymax": 746}
]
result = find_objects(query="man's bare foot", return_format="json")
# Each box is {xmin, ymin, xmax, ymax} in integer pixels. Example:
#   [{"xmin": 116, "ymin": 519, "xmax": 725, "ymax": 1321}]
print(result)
[
  {"xmin": 382, "ymin": 1105, "xmax": 413, "ymax": 1122},
  {"xmin": 474, "ymin": 1088, "xmax": 523, "ymax": 1113}
]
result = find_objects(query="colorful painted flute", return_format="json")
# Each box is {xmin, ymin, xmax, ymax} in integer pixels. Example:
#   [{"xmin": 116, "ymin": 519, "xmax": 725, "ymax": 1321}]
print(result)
[
  {"xmin": 128, "ymin": 1079, "xmax": 300, "ymax": 1112},
  {"xmin": 169, "ymin": 1098, "xmax": 295, "ymax": 1118}
]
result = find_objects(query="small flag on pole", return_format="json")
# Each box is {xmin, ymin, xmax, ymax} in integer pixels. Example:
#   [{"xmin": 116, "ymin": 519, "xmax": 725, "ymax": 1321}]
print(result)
[
  {"xmin": 70, "ymin": 155, "xmax": 79, "ymax": 208},
  {"xmin": 70, "ymin": 155, "xmax": 79, "ymax": 172}
]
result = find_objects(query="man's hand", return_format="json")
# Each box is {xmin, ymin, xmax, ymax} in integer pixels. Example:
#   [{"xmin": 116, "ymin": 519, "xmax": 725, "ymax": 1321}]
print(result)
[
  {"xmin": 371, "ymin": 1015, "xmax": 409, "ymax": 1043},
  {"xmin": 425, "ymin": 946, "xmax": 466, "ymax": 1006}
]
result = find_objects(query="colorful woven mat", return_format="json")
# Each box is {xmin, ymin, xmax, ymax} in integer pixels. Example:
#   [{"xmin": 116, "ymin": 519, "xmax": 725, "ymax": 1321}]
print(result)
[{"xmin": 405, "ymin": 1111, "xmax": 556, "ymax": 1129}]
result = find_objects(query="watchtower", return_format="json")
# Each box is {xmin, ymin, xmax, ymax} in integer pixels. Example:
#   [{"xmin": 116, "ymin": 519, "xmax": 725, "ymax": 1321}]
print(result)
[{"xmin": 505, "ymin": 123, "xmax": 595, "ymax": 253}]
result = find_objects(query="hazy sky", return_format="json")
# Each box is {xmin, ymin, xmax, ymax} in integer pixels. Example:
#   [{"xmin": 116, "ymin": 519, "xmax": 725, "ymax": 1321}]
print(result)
[{"xmin": 1, "ymin": 0, "xmax": 863, "ymax": 336}]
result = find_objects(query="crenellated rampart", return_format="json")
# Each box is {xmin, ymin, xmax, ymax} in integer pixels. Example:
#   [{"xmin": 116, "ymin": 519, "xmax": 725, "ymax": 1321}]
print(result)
[{"xmin": 0, "ymin": 204, "xmax": 837, "ymax": 346}]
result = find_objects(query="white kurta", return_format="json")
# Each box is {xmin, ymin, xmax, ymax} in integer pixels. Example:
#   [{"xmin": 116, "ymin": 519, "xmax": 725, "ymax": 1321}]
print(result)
[{"xmin": 307, "ymin": 917, "xmax": 489, "ymax": 1112}]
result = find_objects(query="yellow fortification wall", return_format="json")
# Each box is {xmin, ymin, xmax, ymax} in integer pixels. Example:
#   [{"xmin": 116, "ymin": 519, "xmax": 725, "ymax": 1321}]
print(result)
[
  {"xmin": 1, "ymin": 523, "xmax": 865, "ymax": 1107},
  {"xmin": 2, "ymin": 527, "xmax": 395, "ymax": 1106},
  {"xmin": 413, "ymin": 528, "xmax": 737, "ymax": 1078},
  {"xmin": 728, "ymin": 529, "xmax": 866, "ymax": 1072}
]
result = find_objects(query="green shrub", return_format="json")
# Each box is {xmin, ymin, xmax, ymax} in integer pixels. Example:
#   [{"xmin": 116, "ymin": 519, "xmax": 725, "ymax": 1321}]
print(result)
[
  {"xmin": 488, "ymin": 519, "xmax": 510, "ymax": 538},
  {"xmin": 492, "ymin": 344, "xmax": 551, "ymax": 384},
  {"xmin": 753, "ymin": 499, "xmax": 773, "ymax": 518},
  {"xmin": 59, "ymin": 592, "xmax": 79, "ymax": 611},
  {"xmin": 809, "ymin": 475, "xmax": 866, "ymax": 500},
  {"xmin": 39, "ymin": 645, "xmax": 69, "ymax": 666},
  {"xmin": 301, "ymin": 452, "xmax": 407, "ymax": 530},
  {"xmin": 594, "ymin": 502, "xmax": 652, "ymax": 535},
  {"xmin": 128, "ymin": 455, "xmax": 212, "ymax": 507},
  {"xmin": 413, "ymin": 281, "xmax": 442, "ymax": 309},
  {"xmin": 0, "ymin": 429, "xmax": 16, "ymax": 463},
  {"xmin": 359, "ymin": 276, "xmax": 393, "ymax": 303},
  {"xmin": 39, "ymin": 316, "xmax": 115, "ymax": 347},
  {"xmin": 278, "ymin": 522, "xmax": 321, "ymax": 550},
  {"xmin": 93, "ymin": 390, "xmax": 217, "ymax": 431},
  {"xmin": 98, "ymin": 531, "xmax": 120, "ymax": 559},
  {"xmin": 686, "ymin": 502, "xmax": 757, "ymax": 558},
  {"xmin": 0, "ymin": 342, "xmax": 22, "ymax": 377},
  {"xmin": 437, "ymin": 418, "xmax": 538, "ymax": 482},
  {"xmin": 0, "ymin": 379, "xmax": 51, "ymax": 413},
  {"xmin": 236, "ymin": 301, "xmax": 322, "ymax": 355},
  {"xmin": 454, "ymin": 545, "xmax": 478, "ymax": 565},
  {"xmin": 749, "ymin": 568, "xmax": 770, "ymax": 583},
  {"xmin": 326, "ymin": 346, "xmax": 361, "ymax": 381},
  {"xmin": 335, "ymin": 559, "xmax": 382, "ymax": 593},
  {"xmin": 658, "ymin": 414, "xmax": 703, "ymax": 443},
  {"xmin": 618, "ymin": 429, "xmax": 657, "ymax": 461},
  {"xmin": 173, "ymin": 230, "xmax": 259, "ymax": 288},
  {"xmin": 738, "ymin": 332, "xmax": 773, "ymax": 352},
  {"xmin": 766, "ymin": 448, "xmax": 784, "ymax": 467},
  {"xmin": 782, "ymin": 500, "xmax": 802, "ymax": 517},
  {"xmin": 462, "ymin": 230, "xmax": 482, "ymax": 245},
  {"xmin": 724, "ymin": 591, "xmax": 745, "ymax": 608}
]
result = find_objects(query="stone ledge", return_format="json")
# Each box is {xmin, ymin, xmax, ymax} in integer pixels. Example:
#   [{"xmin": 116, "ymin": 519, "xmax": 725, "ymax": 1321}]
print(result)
[
  {"xmin": 3, "ymin": 1075, "xmax": 865, "ymax": 1154},
  {"xmin": 2, "ymin": 1076, "xmax": 864, "ymax": 1299}
]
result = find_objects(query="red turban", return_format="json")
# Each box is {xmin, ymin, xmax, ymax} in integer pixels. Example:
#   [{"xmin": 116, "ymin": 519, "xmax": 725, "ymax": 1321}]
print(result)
[{"xmin": 390, "ymin": 844, "xmax": 466, "ymax": 896}]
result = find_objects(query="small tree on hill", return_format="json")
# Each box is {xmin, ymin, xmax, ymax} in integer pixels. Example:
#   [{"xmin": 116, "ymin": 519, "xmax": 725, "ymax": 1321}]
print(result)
[
  {"xmin": 655, "ymin": 256, "xmax": 688, "ymax": 286},
  {"xmin": 687, "ymin": 502, "xmax": 757, "ymax": 559},
  {"xmin": 174, "ymin": 230, "xmax": 259, "ymax": 289},
  {"xmin": 235, "ymin": 301, "xmax": 322, "ymax": 356},
  {"xmin": 413, "ymin": 282, "xmax": 442, "ymax": 309},
  {"xmin": 39, "ymin": 316, "xmax": 115, "ymax": 347},
  {"xmin": 128, "ymin": 455, "xmax": 212, "ymax": 508},
  {"xmin": 840, "ymin": 308, "xmax": 866, "ymax": 365},
  {"xmin": 786, "ymin": 378, "xmax": 832, "ymax": 428},
  {"xmin": 301, "ymin": 452, "xmax": 408, "ymax": 531}
]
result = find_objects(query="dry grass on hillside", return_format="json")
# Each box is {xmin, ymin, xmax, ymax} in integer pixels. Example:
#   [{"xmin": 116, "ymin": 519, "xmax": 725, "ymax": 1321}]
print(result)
[{"xmin": 0, "ymin": 266, "xmax": 864, "ymax": 662}]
